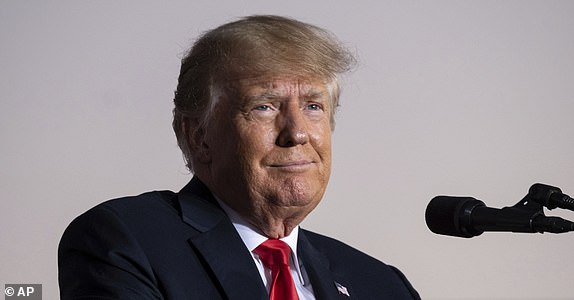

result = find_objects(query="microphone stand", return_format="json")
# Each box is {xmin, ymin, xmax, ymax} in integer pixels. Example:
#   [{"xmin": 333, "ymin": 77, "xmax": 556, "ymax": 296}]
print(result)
[{"xmin": 513, "ymin": 183, "xmax": 574, "ymax": 233}]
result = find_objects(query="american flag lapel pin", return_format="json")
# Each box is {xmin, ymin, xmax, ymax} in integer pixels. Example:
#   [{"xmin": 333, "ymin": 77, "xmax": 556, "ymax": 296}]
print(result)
[{"xmin": 334, "ymin": 281, "xmax": 350, "ymax": 297}]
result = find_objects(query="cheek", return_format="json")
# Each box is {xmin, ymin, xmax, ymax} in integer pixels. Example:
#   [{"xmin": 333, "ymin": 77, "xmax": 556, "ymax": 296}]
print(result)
[
  {"xmin": 237, "ymin": 124, "xmax": 277, "ymax": 162},
  {"xmin": 312, "ymin": 124, "xmax": 332, "ymax": 154}
]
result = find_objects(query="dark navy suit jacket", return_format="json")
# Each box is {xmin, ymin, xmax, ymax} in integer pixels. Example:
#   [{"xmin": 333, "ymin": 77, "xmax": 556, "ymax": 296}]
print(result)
[{"xmin": 58, "ymin": 177, "xmax": 420, "ymax": 299}]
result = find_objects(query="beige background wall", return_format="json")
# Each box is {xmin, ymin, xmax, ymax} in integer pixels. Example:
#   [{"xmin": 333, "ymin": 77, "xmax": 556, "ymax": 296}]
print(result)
[{"xmin": 1, "ymin": 1, "xmax": 573, "ymax": 299}]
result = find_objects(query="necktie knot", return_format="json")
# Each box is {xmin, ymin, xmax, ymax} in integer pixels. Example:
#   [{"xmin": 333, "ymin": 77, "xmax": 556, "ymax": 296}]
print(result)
[
  {"xmin": 254, "ymin": 239, "xmax": 299, "ymax": 300},
  {"xmin": 254, "ymin": 239, "xmax": 291, "ymax": 267}
]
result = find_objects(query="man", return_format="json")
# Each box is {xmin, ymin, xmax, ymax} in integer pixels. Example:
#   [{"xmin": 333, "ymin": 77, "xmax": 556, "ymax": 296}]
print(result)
[{"xmin": 59, "ymin": 15, "xmax": 420, "ymax": 299}]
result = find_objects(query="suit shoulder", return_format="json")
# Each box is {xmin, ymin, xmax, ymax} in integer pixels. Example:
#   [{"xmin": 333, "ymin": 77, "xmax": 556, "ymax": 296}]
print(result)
[
  {"xmin": 60, "ymin": 190, "xmax": 181, "ymax": 247},
  {"xmin": 58, "ymin": 190, "xmax": 182, "ymax": 299},
  {"xmin": 100, "ymin": 189, "xmax": 179, "ymax": 213},
  {"xmin": 78, "ymin": 190, "xmax": 179, "ymax": 222}
]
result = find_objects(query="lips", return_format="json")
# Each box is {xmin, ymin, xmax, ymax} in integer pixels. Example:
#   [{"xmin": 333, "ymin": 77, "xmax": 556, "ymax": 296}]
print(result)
[
  {"xmin": 270, "ymin": 160, "xmax": 313, "ymax": 167},
  {"xmin": 266, "ymin": 159, "xmax": 317, "ymax": 172}
]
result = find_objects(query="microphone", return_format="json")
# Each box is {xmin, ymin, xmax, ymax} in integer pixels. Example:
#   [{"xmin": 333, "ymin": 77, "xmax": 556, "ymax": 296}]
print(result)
[{"xmin": 425, "ymin": 196, "xmax": 574, "ymax": 238}]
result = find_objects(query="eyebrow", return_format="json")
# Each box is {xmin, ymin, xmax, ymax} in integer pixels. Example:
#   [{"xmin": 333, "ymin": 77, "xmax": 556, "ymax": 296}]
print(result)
[{"xmin": 245, "ymin": 90, "xmax": 326, "ymax": 103}]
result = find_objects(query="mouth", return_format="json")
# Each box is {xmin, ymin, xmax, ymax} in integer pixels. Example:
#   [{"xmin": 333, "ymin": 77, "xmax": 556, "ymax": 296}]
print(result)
[{"xmin": 268, "ymin": 160, "xmax": 315, "ymax": 171}]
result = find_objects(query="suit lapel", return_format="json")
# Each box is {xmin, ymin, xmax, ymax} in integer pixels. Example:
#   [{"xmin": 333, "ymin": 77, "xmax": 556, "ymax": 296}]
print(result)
[
  {"xmin": 298, "ymin": 230, "xmax": 355, "ymax": 299},
  {"xmin": 178, "ymin": 178, "xmax": 267, "ymax": 300}
]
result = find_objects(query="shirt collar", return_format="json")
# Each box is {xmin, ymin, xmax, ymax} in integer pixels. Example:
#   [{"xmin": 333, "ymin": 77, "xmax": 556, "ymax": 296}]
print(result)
[{"xmin": 215, "ymin": 198, "xmax": 304, "ymax": 278}]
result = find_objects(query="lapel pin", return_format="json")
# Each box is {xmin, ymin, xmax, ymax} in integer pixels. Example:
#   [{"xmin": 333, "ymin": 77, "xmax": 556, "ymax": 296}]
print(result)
[{"xmin": 334, "ymin": 281, "xmax": 350, "ymax": 297}]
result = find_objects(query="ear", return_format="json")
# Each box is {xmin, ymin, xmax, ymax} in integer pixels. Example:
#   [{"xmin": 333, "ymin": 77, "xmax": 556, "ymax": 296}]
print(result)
[{"xmin": 185, "ymin": 120, "xmax": 211, "ymax": 164}]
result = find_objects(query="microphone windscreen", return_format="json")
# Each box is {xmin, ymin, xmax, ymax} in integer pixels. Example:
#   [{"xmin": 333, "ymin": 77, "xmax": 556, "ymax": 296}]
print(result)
[{"xmin": 425, "ymin": 196, "xmax": 483, "ymax": 238}]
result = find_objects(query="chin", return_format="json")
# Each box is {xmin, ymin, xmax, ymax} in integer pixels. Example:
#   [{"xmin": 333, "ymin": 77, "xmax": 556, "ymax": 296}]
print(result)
[
  {"xmin": 276, "ymin": 183, "xmax": 324, "ymax": 208},
  {"xmin": 283, "ymin": 196, "xmax": 318, "ymax": 207},
  {"xmin": 255, "ymin": 171, "xmax": 327, "ymax": 205}
]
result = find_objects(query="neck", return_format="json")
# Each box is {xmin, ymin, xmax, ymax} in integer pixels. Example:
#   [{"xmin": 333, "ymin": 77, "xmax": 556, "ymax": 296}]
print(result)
[
  {"xmin": 246, "ymin": 212, "xmax": 301, "ymax": 239},
  {"xmin": 214, "ymin": 192, "xmax": 307, "ymax": 239}
]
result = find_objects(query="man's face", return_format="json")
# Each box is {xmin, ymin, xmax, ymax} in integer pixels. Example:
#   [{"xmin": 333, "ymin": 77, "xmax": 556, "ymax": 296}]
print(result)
[{"xmin": 200, "ymin": 76, "xmax": 333, "ymax": 231}]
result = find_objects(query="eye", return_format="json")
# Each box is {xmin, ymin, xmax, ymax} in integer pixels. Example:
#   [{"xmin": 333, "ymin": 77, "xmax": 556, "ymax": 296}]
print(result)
[
  {"xmin": 254, "ymin": 105, "xmax": 272, "ymax": 111},
  {"xmin": 306, "ymin": 103, "xmax": 323, "ymax": 111}
]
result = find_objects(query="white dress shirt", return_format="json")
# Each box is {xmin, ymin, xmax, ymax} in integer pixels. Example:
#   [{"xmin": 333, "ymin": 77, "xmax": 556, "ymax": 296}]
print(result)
[{"xmin": 216, "ymin": 199, "xmax": 316, "ymax": 300}]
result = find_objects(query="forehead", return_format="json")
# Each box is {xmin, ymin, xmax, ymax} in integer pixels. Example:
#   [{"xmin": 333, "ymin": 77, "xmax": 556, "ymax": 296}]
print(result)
[{"xmin": 231, "ymin": 77, "xmax": 329, "ymax": 100}]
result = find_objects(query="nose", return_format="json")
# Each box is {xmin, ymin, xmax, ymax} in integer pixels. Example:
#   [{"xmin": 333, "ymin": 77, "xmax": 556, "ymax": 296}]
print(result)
[{"xmin": 276, "ymin": 103, "xmax": 309, "ymax": 147}]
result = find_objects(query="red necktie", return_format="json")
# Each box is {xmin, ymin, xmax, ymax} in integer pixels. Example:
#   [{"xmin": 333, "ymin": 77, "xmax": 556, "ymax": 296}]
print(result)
[{"xmin": 254, "ymin": 239, "xmax": 299, "ymax": 300}]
